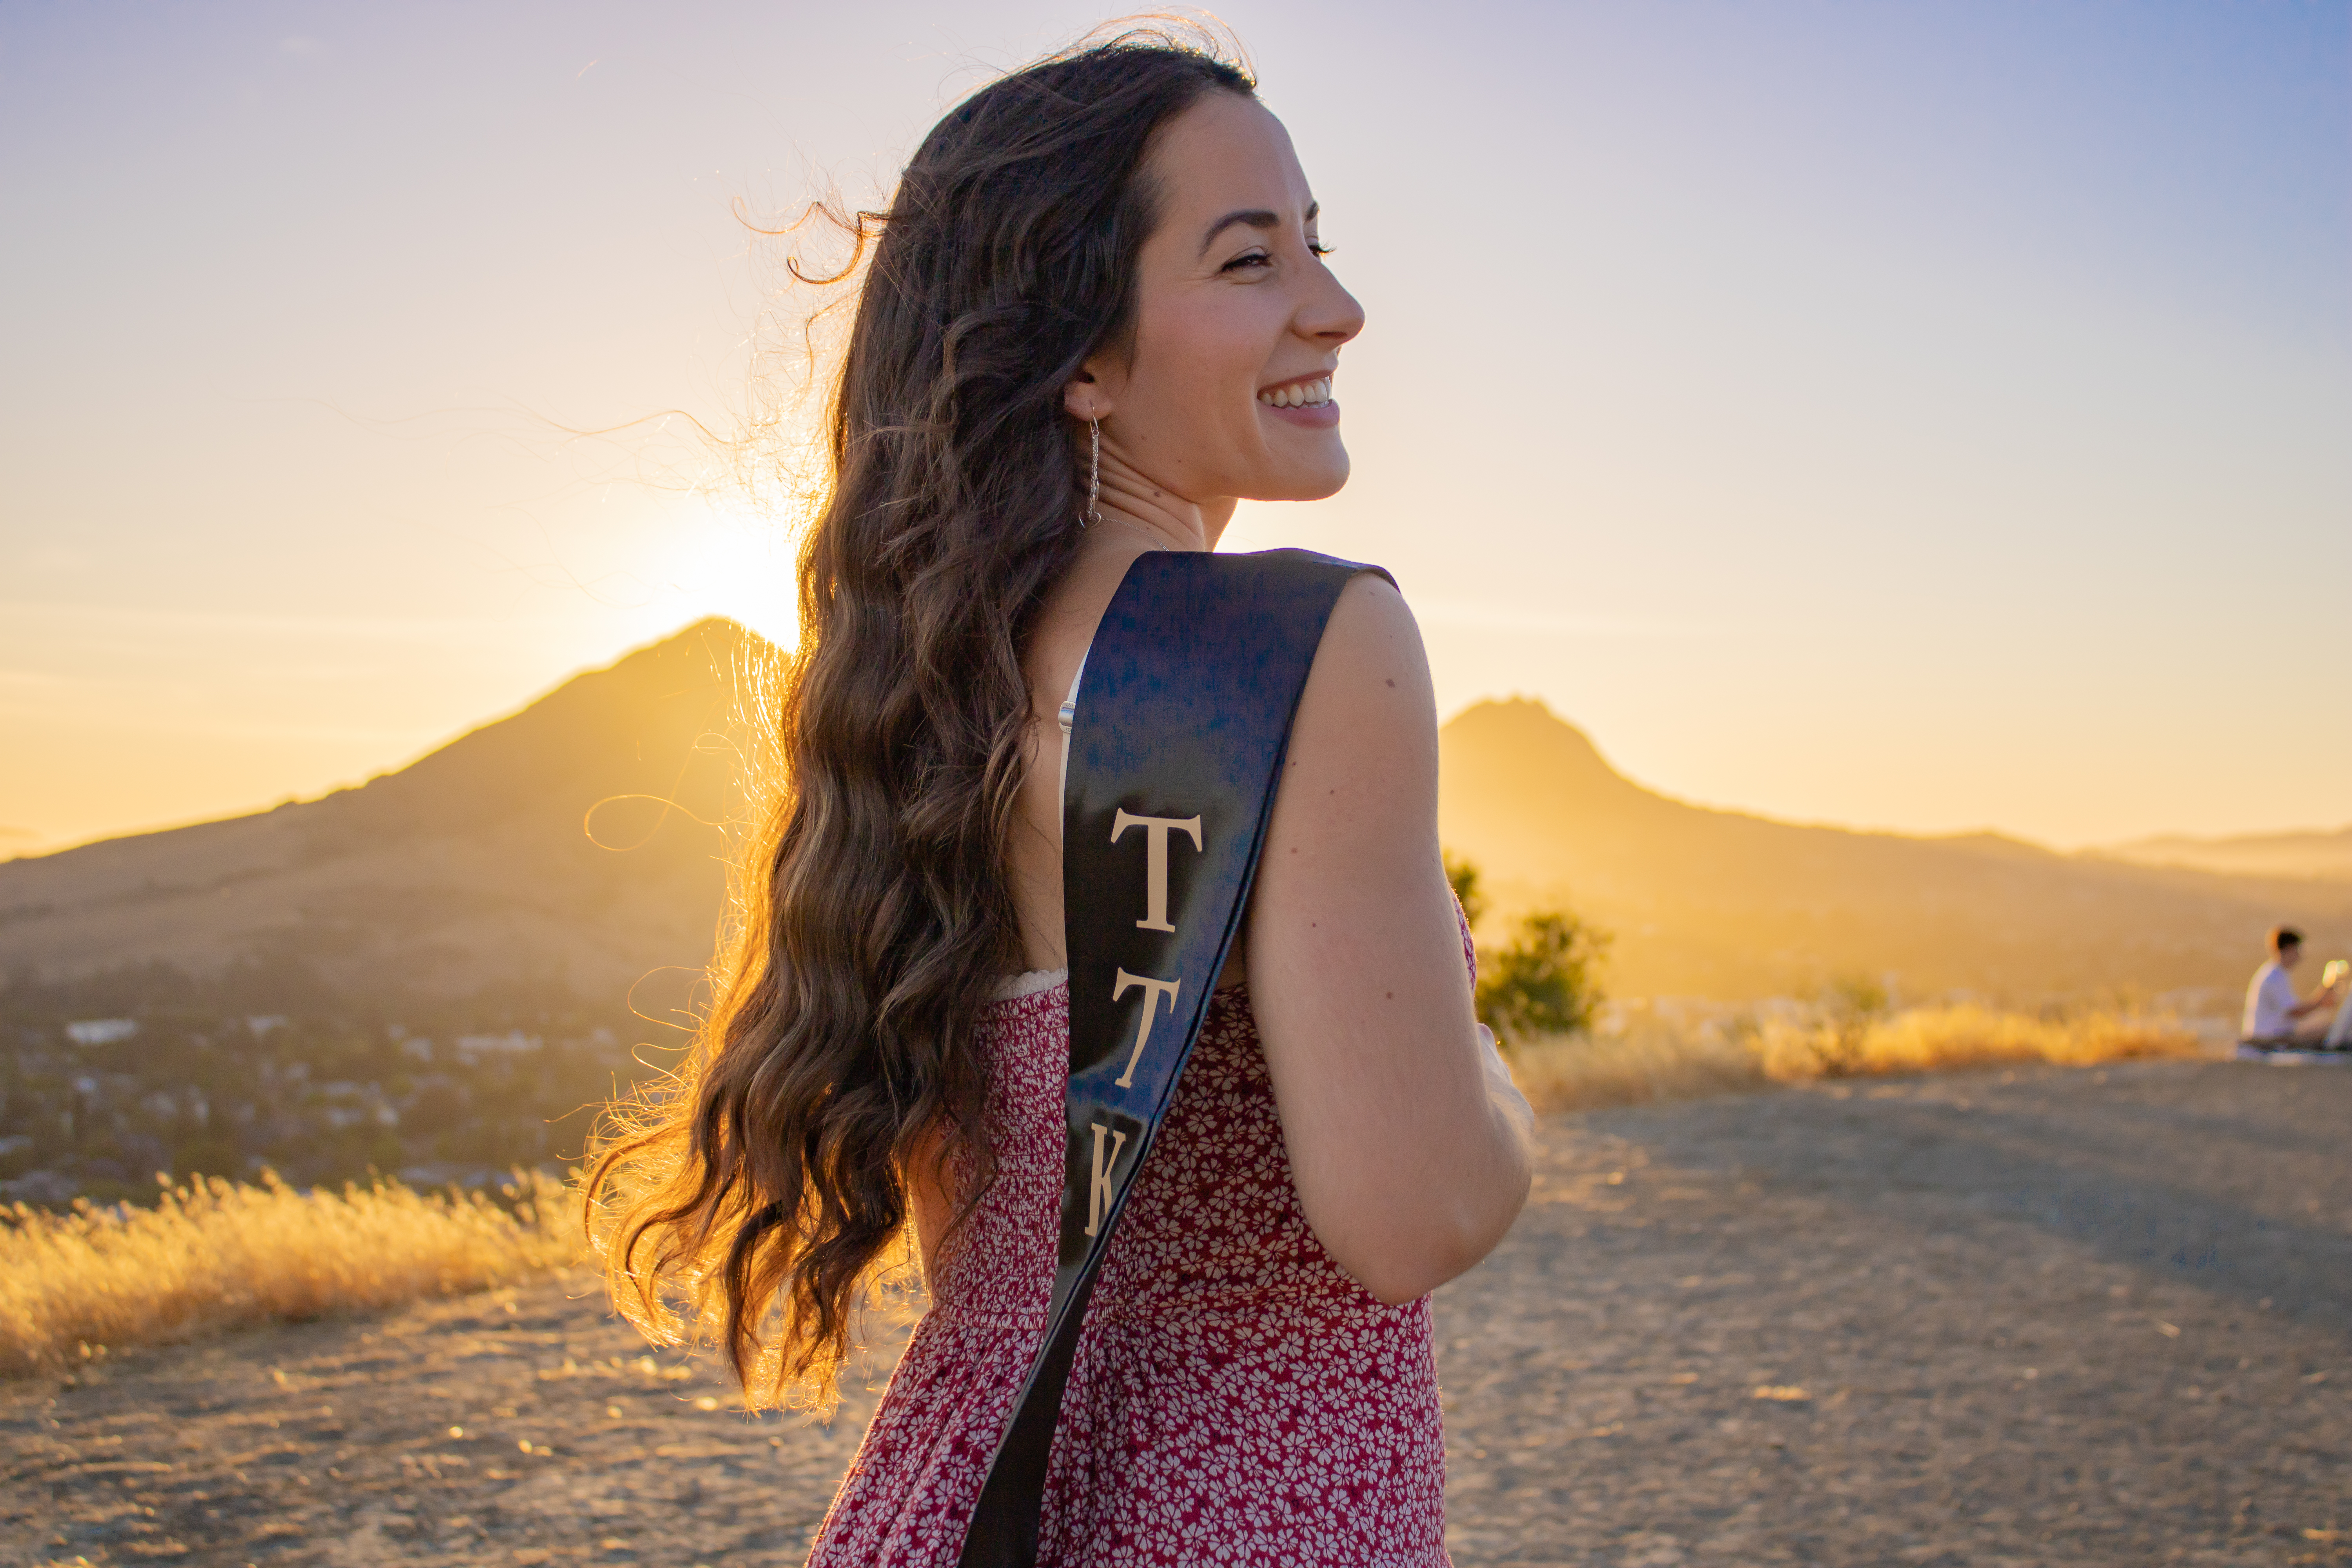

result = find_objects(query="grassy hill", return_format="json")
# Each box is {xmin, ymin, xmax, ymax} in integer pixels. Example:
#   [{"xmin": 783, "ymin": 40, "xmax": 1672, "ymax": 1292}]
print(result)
[
  {"xmin": 7, "ymin": 639, "xmax": 2346, "ymax": 1016},
  {"xmin": 0, "ymin": 617, "xmax": 767, "ymax": 1018},
  {"xmin": 1438, "ymin": 698, "xmax": 2351, "ymax": 1002},
  {"xmin": 0, "ymin": 621, "xmax": 775, "ymax": 1202}
]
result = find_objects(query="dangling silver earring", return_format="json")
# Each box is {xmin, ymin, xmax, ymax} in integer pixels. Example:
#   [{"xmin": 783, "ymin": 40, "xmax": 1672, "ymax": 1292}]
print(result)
[{"xmin": 1080, "ymin": 417, "xmax": 1103, "ymax": 529}]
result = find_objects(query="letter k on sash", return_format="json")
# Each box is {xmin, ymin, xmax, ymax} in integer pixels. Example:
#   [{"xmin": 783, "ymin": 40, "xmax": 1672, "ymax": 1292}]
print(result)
[{"xmin": 1083, "ymin": 1122, "xmax": 1129, "ymax": 1238}]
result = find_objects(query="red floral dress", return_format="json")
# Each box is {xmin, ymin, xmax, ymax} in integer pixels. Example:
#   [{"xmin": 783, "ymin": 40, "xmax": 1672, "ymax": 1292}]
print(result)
[{"xmin": 805, "ymin": 942, "xmax": 1470, "ymax": 1566}]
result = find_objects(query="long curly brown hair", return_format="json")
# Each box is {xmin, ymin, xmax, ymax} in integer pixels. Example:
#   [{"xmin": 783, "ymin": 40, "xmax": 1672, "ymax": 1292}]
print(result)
[{"xmin": 586, "ymin": 29, "xmax": 1256, "ymax": 1405}]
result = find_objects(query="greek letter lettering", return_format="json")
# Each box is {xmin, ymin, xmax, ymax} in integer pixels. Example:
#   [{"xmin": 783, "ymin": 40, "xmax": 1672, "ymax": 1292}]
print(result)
[
  {"xmin": 1111, "ymin": 969, "xmax": 1182, "ymax": 1088},
  {"xmin": 1085, "ymin": 1120, "xmax": 1129, "ymax": 1238},
  {"xmin": 1110, "ymin": 809, "xmax": 1203, "ymax": 933}
]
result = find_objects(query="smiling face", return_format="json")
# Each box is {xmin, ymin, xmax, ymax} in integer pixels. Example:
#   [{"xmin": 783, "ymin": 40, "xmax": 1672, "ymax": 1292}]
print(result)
[{"xmin": 1067, "ymin": 91, "xmax": 1365, "ymax": 506}]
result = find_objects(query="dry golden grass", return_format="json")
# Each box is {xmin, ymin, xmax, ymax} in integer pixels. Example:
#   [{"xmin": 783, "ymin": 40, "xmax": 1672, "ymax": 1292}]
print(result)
[
  {"xmin": 1753, "ymin": 1003, "xmax": 2205, "ymax": 1082},
  {"xmin": 1509, "ymin": 1004, "xmax": 2206, "ymax": 1115},
  {"xmin": 1506, "ymin": 1026, "xmax": 1773, "ymax": 1114},
  {"xmin": 2, "ymin": 1007, "xmax": 2209, "ymax": 1374},
  {"xmin": 0, "ymin": 1170, "xmax": 581, "ymax": 1378}
]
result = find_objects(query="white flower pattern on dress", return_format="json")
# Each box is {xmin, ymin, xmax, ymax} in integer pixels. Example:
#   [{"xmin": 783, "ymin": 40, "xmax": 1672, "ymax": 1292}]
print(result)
[{"xmin": 807, "ymin": 920, "xmax": 1473, "ymax": 1568}]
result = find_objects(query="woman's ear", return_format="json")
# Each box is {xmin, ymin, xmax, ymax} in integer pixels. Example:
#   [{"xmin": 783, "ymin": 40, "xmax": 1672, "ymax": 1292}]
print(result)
[{"xmin": 1062, "ymin": 372, "xmax": 1109, "ymax": 422}]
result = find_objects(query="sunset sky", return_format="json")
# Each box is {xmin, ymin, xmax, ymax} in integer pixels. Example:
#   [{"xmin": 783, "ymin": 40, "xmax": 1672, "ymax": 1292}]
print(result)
[{"xmin": 3, "ymin": 1, "xmax": 2345, "ymax": 857}]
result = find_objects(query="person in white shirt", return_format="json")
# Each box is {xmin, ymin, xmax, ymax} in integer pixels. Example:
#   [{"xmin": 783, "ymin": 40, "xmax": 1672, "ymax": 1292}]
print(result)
[{"xmin": 2241, "ymin": 926, "xmax": 2343, "ymax": 1047}]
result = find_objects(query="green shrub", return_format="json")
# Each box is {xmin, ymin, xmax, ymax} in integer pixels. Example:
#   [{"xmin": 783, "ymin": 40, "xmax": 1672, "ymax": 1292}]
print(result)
[
  {"xmin": 1810, "ymin": 973, "xmax": 1889, "ymax": 1078},
  {"xmin": 1477, "ymin": 909, "xmax": 1612, "ymax": 1047},
  {"xmin": 1443, "ymin": 851, "xmax": 1611, "ymax": 1048}
]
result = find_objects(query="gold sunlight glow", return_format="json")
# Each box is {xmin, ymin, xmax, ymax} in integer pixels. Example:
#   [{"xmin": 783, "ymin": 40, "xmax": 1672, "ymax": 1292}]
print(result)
[{"xmin": 651, "ymin": 499, "xmax": 803, "ymax": 655}]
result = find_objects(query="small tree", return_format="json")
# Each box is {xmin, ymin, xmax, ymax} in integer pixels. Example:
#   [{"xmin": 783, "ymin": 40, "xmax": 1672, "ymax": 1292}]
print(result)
[
  {"xmin": 1477, "ymin": 910, "xmax": 1612, "ymax": 1048},
  {"xmin": 1811, "ymin": 972, "xmax": 1889, "ymax": 1078}
]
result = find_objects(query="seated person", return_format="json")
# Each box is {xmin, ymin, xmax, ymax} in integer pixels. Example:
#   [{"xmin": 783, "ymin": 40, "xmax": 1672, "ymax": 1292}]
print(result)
[{"xmin": 2241, "ymin": 926, "xmax": 2345, "ymax": 1049}]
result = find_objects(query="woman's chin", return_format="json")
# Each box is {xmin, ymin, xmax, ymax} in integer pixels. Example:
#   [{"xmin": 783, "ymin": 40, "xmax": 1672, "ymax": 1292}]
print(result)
[{"xmin": 1244, "ymin": 451, "xmax": 1350, "ymax": 503}]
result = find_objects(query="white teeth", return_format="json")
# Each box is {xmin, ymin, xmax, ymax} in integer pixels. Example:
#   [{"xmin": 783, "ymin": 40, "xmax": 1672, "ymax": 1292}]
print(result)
[{"xmin": 1259, "ymin": 378, "xmax": 1334, "ymax": 408}]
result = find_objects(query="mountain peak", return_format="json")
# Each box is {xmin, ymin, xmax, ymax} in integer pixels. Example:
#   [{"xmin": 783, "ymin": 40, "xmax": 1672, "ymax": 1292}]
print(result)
[
  {"xmin": 1440, "ymin": 697, "xmax": 1651, "ymax": 815},
  {"xmin": 0, "ymin": 618, "xmax": 765, "ymax": 1002}
]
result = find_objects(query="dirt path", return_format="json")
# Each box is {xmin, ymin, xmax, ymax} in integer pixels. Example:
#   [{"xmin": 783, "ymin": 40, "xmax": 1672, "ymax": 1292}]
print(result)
[
  {"xmin": 1441, "ymin": 1059, "xmax": 2350, "ymax": 1566},
  {"xmin": 5, "ymin": 1060, "xmax": 2347, "ymax": 1566}
]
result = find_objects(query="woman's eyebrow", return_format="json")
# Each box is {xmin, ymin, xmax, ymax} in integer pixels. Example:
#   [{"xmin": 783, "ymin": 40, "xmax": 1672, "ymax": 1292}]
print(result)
[{"xmin": 1198, "ymin": 201, "xmax": 1319, "ymax": 258}]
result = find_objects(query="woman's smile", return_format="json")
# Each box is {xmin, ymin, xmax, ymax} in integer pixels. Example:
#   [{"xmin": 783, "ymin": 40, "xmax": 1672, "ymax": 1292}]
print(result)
[{"xmin": 1257, "ymin": 372, "xmax": 1338, "ymax": 428}]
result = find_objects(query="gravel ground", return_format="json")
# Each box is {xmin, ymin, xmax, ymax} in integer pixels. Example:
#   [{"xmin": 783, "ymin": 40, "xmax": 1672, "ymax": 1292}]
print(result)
[{"xmin": 4, "ymin": 1058, "xmax": 2346, "ymax": 1566}]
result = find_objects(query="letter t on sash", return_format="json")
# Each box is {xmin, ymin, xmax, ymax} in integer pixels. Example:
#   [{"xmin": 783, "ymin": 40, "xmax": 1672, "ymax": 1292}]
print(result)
[
  {"xmin": 1110, "ymin": 809, "xmax": 1204, "ymax": 933},
  {"xmin": 1110, "ymin": 969, "xmax": 1181, "ymax": 1088},
  {"xmin": 1085, "ymin": 1121, "xmax": 1129, "ymax": 1238}
]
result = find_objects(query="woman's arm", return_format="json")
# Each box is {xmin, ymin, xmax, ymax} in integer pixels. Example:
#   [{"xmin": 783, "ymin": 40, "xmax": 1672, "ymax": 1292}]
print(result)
[{"xmin": 1246, "ymin": 572, "xmax": 1535, "ymax": 1305}]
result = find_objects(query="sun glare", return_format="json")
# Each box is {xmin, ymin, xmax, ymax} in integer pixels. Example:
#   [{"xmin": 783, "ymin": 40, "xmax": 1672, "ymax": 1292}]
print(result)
[{"xmin": 646, "ymin": 499, "xmax": 803, "ymax": 654}]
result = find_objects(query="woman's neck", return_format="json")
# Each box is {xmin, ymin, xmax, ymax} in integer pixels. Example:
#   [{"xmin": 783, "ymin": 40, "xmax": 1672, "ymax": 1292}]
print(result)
[{"xmin": 1092, "ymin": 448, "xmax": 1236, "ymax": 552}]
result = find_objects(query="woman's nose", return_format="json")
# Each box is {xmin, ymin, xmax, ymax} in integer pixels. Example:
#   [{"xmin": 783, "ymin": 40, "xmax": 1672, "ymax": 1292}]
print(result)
[{"xmin": 1301, "ymin": 269, "xmax": 1365, "ymax": 345}]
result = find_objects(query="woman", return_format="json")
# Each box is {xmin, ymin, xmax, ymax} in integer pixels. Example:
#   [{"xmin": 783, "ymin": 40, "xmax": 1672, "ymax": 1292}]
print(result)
[{"xmin": 591, "ymin": 29, "xmax": 1534, "ymax": 1566}]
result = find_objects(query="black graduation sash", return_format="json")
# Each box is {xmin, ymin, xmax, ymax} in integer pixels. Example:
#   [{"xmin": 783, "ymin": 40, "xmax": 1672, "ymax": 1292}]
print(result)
[{"xmin": 956, "ymin": 547, "xmax": 1386, "ymax": 1568}]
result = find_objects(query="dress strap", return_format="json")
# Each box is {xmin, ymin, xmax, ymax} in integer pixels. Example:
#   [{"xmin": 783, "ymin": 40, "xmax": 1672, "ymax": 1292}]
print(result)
[
  {"xmin": 1054, "ymin": 651, "xmax": 1087, "ymax": 843},
  {"xmin": 993, "ymin": 967, "xmax": 1070, "ymax": 1002}
]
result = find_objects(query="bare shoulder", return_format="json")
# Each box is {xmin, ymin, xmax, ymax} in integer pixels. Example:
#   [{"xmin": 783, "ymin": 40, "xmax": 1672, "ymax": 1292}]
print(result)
[
  {"xmin": 1318, "ymin": 568, "xmax": 1427, "ymax": 674},
  {"xmin": 1287, "ymin": 570, "xmax": 1438, "ymax": 790},
  {"xmin": 1253, "ymin": 565, "xmax": 1454, "ymax": 1007}
]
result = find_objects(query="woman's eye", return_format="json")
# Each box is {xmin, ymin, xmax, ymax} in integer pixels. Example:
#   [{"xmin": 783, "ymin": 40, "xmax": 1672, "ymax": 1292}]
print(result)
[
  {"xmin": 1220, "ymin": 251, "xmax": 1272, "ymax": 273},
  {"xmin": 1308, "ymin": 241, "xmax": 1334, "ymax": 258}
]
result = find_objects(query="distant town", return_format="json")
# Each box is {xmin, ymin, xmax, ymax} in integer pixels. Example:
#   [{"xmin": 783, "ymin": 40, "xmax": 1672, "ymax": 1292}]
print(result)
[{"xmin": 0, "ymin": 992, "xmax": 663, "ymax": 1208}]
